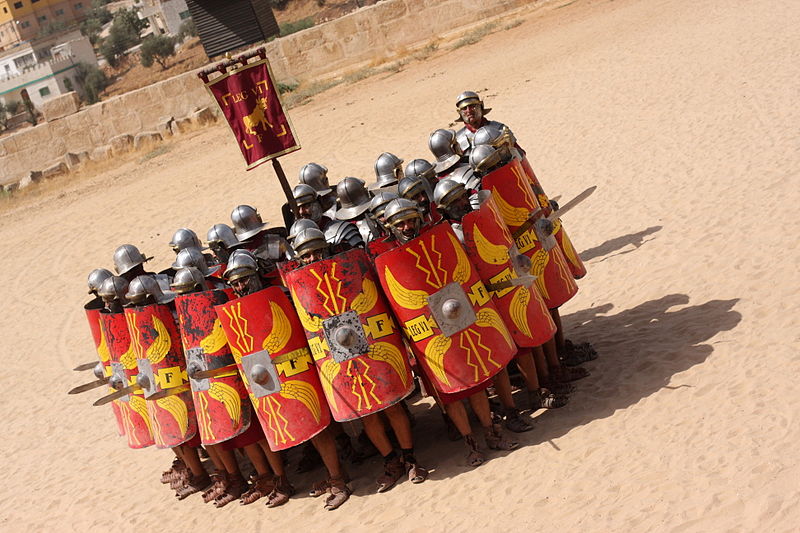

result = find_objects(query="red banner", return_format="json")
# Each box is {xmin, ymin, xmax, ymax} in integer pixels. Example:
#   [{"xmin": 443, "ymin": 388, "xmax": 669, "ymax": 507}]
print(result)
[{"xmin": 203, "ymin": 53, "xmax": 300, "ymax": 170}]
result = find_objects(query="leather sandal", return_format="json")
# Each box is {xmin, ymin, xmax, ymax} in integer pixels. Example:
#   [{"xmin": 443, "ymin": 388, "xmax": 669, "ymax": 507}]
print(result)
[
  {"xmin": 213, "ymin": 473, "xmax": 247, "ymax": 508},
  {"xmin": 465, "ymin": 434, "xmax": 485, "ymax": 467},
  {"xmin": 376, "ymin": 455, "xmax": 405, "ymax": 493},
  {"xmin": 504, "ymin": 408, "xmax": 534, "ymax": 433},
  {"xmin": 484, "ymin": 423, "xmax": 519, "ymax": 451},
  {"xmin": 175, "ymin": 471, "xmax": 211, "ymax": 500},
  {"xmin": 239, "ymin": 473, "xmax": 274, "ymax": 505},
  {"xmin": 530, "ymin": 388, "xmax": 568, "ymax": 410},
  {"xmin": 324, "ymin": 477, "xmax": 351, "ymax": 510},
  {"xmin": 265, "ymin": 475, "xmax": 295, "ymax": 508}
]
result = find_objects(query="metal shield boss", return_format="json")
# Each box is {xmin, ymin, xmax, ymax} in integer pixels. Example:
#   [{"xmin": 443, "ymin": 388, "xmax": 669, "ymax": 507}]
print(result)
[
  {"xmin": 99, "ymin": 311, "xmax": 155, "ymax": 449},
  {"xmin": 174, "ymin": 290, "xmax": 251, "ymax": 446},
  {"xmin": 214, "ymin": 286, "xmax": 331, "ymax": 449},
  {"xmin": 124, "ymin": 303, "xmax": 198, "ymax": 449},
  {"xmin": 481, "ymin": 159, "xmax": 578, "ymax": 309},
  {"xmin": 519, "ymin": 157, "xmax": 587, "ymax": 279},
  {"xmin": 285, "ymin": 248, "xmax": 414, "ymax": 422},
  {"xmin": 375, "ymin": 223, "xmax": 517, "ymax": 395},
  {"xmin": 461, "ymin": 192, "xmax": 557, "ymax": 347},
  {"xmin": 85, "ymin": 301, "xmax": 126, "ymax": 436}
]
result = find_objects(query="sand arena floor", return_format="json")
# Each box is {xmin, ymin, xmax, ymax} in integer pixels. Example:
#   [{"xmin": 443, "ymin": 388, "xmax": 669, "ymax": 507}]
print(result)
[{"xmin": 1, "ymin": 0, "xmax": 798, "ymax": 530}]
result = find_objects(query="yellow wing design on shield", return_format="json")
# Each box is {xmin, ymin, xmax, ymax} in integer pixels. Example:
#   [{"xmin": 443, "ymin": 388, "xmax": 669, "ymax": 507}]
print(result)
[
  {"xmin": 97, "ymin": 319, "xmax": 111, "ymax": 363},
  {"xmin": 318, "ymin": 359, "xmax": 340, "ymax": 411},
  {"xmin": 493, "ymin": 192, "xmax": 532, "ymax": 227},
  {"xmin": 200, "ymin": 318, "xmax": 229, "ymax": 354},
  {"xmin": 367, "ymin": 342, "xmax": 409, "ymax": 388},
  {"xmin": 509, "ymin": 287, "xmax": 532, "ymax": 339},
  {"xmin": 120, "ymin": 342, "xmax": 137, "ymax": 370},
  {"xmin": 473, "ymin": 224, "xmax": 509, "ymax": 266},
  {"xmin": 529, "ymin": 249, "xmax": 550, "ymax": 300},
  {"xmin": 475, "ymin": 307, "xmax": 514, "ymax": 350},
  {"xmin": 146, "ymin": 316, "xmax": 171, "ymax": 366},
  {"xmin": 128, "ymin": 394, "xmax": 153, "ymax": 434},
  {"xmin": 264, "ymin": 301, "xmax": 292, "ymax": 354},
  {"xmin": 382, "ymin": 266, "xmax": 429, "ymax": 310},
  {"xmin": 156, "ymin": 395, "xmax": 189, "ymax": 437},
  {"xmin": 351, "ymin": 277, "xmax": 378, "ymax": 315},
  {"xmin": 449, "ymin": 232, "xmax": 472, "ymax": 285},
  {"xmin": 280, "ymin": 380, "xmax": 322, "ymax": 423},
  {"xmin": 208, "ymin": 381, "xmax": 242, "ymax": 424},
  {"xmin": 292, "ymin": 288, "xmax": 323, "ymax": 333},
  {"xmin": 423, "ymin": 335, "xmax": 452, "ymax": 386}
]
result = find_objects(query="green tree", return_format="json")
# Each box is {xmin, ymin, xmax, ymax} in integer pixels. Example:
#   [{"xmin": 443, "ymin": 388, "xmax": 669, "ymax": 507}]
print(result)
[
  {"xmin": 98, "ymin": 8, "xmax": 149, "ymax": 67},
  {"xmin": 74, "ymin": 62, "xmax": 109, "ymax": 104},
  {"xmin": 178, "ymin": 19, "xmax": 196, "ymax": 40},
  {"xmin": 79, "ymin": 17, "xmax": 104, "ymax": 45},
  {"xmin": 140, "ymin": 35, "xmax": 176, "ymax": 70}
]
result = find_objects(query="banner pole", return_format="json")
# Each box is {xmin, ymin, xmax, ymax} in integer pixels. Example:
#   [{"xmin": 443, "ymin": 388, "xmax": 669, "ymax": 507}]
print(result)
[{"xmin": 273, "ymin": 158, "xmax": 298, "ymax": 218}]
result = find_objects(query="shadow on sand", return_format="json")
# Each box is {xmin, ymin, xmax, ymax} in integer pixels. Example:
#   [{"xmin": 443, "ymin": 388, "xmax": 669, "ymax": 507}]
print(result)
[
  {"xmin": 580, "ymin": 225, "xmax": 663, "ymax": 263},
  {"xmin": 405, "ymin": 293, "xmax": 741, "ymax": 483}
]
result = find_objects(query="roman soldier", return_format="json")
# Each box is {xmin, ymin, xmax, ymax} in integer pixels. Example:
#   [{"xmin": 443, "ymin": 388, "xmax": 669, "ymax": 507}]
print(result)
[
  {"xmin": 369, "ymin": 152, "xmax": 403, "ymax": 192},
  {"xmin": 375, "ymin": 199, "xmax": 520, "ymax": 466},
  {"xmin": 429, "ymin": 128, "xmax": 468, "ymax": 178},
  {"xmin": 293, "ymin": 183, "xmax": 334, "ymax": 232},
  {"xmin": 287, "ymin": 229, "xmax": 429, "ymax": 493},
  {"xmin": 206, "ymin": 223, "xmax": 241, "ymax": 266},
  {"xmin": 217, "ymin": 251, "xmax": 353, "ymax": 510},
  {"xmin": 334, "ymin": 177, "xmax": 380, "ymax": 243}
]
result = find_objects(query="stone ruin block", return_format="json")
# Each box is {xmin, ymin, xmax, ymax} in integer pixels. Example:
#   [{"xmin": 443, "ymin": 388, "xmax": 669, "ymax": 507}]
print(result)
[{"xmin": 133, "ymin": 131, "xmax": 163, "ymax": 151}]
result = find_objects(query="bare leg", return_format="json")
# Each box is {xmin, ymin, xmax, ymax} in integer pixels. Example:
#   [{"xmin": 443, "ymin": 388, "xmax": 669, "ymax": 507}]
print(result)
[
  {"xmin": 311, "ymin": 429, "xmax": 345, "ymax": 480},
  {"xmin": 383, "ymin": 403, "xmax": 413, "ymax": 449},
  {"xmin": 444, "ymin": 401, "xmax": 483, "ymax": 467},
  {"xmin": 493, "ymin": 368, "xmax": 533, "ymax": 432},
  {"xmin": 243, "ymin": 442, "xmax": 273, "ymax": 477},
  {"xmin": 550, "ymin": 308, "xmax": 565, "ymax": 351},
  {"xmin": 532, "ymin": 343, "xmax": 550, "ymax": 381},
  {"xmin": 543, "ymin": 336, "xmax": 561, "ymax": 369},
  {"xmin": 256, "ymin": 439, "xmax": 285, "ymax": 476},
  {"xmin": 467, "ymin": 390, "xmax": 494, "ymax": 429},
  {"xmin": 515, "ymin": 348, "xmax": 541, "ymax": 390},
  {"xmin": 174, "ymin": 445, "xmax": 211, "ymax": 500},
  {"xmin": 362, "ymin": 413, "xmax": 393, "ymax": 456},
  {"xmin": 180, "ymin": 445, "xmax": 206, "ymax": 477}
]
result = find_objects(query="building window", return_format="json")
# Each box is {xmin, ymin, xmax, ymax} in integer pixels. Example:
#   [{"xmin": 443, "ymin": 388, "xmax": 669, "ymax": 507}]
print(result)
[
  {"xmin": 55, "ymin": 8, "xmax": 64, "ymax": 15},
  {"xmin": 39, "ymin": 86, "xmax": 51, "ymax": 98},
  {"xmin": 13, "ymin": 2, "xmax": 23, "ymax": 9},
  {"xmin": 75, "ymin": 2, "xmax": 83, "ymax": 9},
  {"xmin": 179, "ymin": 10, "xmax": 191, "ymax": 20},
  {"xmin": 32, "ymin": 0, "xmax": 40, "ymax": 3},
  {"xmin": 3, "ymin": 7, "xmax": 7, "ymax": 14},
  {"xmin": 20, "ymin": 21, "xmax": 30, "ymax": 28},
  {"xmin": 37, "ymin": 15, "xmax": 47, "ymax": 22}
]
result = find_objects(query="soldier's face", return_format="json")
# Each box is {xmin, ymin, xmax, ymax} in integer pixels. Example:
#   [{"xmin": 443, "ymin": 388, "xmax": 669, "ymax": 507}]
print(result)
[
  {"xmin": 299, "ymin": 249, "xmax": 326, "ymax": 265},
  {"xmin": 413, "ymin": 192, "xmax": 430, "ymax": 216},
  {"xmin": 459, "ymin": 103, "xmax": 483, "ymax": 127},
  {"xmin": 393, "ymin": 218, "xmax": 421, "ymax": 243},
  {"xmin": 230, "ymin": 273, "xmax": 261, "ymax": 297},
  {"xmin": 297, "ymin": 201, "xmax": 322, "ymax": 222}
]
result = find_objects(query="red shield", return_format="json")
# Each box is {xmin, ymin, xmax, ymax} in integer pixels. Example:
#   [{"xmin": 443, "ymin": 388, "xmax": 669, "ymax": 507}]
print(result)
[
  {"xmin": 375, "ymin": 223, "xmax": 517, "ymax": 394},
  {"xmin": 215, "ymin": 286, "xmax": 332, "ymax": 448},
  {"xmin": 85, "ymin": 301, "xmax": 126, "ymax": 436},
  {"xmin": 520, "ymin": 157, "xmax": 587, "ymax": 279},
  {"xmin": 99, "ymin": 311, "xmax": 154, "ymax": 449},
  {"xmin": 284, "ymin": 248, "xmax": 414, "ymax": 421},
  {"xmin": 124, "ymin": 304, "xmax": 198, "ymax": 449},
  {"xmin": 174, "ymin": 290, "xmax": 251, "ymax": 445},
  {"xmin": 461, "ymin": 192, "xmax": 557, "ymax": 347},
  {"xmin": 482, "ymin": 159, "xmax": 578, "ymax": 309}
]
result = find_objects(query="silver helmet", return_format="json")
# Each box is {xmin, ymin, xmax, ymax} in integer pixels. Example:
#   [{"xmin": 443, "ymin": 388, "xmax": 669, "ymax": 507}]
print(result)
[
  {"xmin": 170, "ymin": 267, "xmax": 209, "ymax": 294},
  {"xmin": 126, "ymin": 274, "xmax": 174, "ymax": 305},
  {"xmin": 403, "ymin": 159, "xmax": 437, "ymax": 181},
  {"xmin": 429, "ymin": 129, "xmax": 463, "ymax": 174},
  {"xmin": 369, "ymin": 191, "xmax": 399, "ymax": 221},
  {"xmin": 172, "ymin": 247, "xmax": 219, "ymax": 276},
  {"xmin": 448, "ymin": 164, "xmax": 481, "ymax": 190},
  {"xmin": 335, "ymin": 177, "xmax": 373, "ymax": 220},
  {"xmin": 223, "ymin": 250, "xmax": 259, "ymax": 282},
  {"xmin": 433, "ymin": 179, "xmax": 469, "ymax": 209},
  {"xmin": 384, "ymin": 198, "xmax": 423, "ymax": 228},
  {"xmin": 455, "ymin": 90, "xmax": 491, "ymax": 122},
  {"xmin": 398, "ymin": 175, "xmax": 429, "ymax": 202},
  {"xmin": 298, "ymin": 163, "xmax": 332, "ymax": 195},
  {"xmin": 113, "ymin": 244, "xmax": 152, "ymax": 276},
  {"xmin": 324, "ymin": 221, "xmax": 364, "ymax": 250},
  {"xmin": 231, "ymin": 205, "xmax": 269, "ymax": 241},
  {"xmin": 98, "ymin": 276, "xmax": 129, "ymax": 303},
  {"xmin": 169, "ymin": 228, "xmax": 205, "ymax": 253},
  {"xmin": 293, "ymin": 183, "xmax": 319, "ymax": 207},
  {"xmin": 473, "ymin": 123, "xmax": 514, "ymax": 148},
  {"xmin": 370, "ymin": 152, "xmax": 403, "ymax": 191},
  {"xmin": 87, "ymin": 268, "xmax": 113, "ymax": 295},
  {"xmin": 469, "ymin": 144, "xmax": 504, "ymax": 175},
  {"xmin": 288, "ymin": 218, "xmax": 319, "ymax": 241},
  {"xmin": 206, "ymin": 223, "xmax": 239, "ymax": 250},
  {"xmin": 293, "ymin": 227, "xmax": 328, "ymax": 258}
]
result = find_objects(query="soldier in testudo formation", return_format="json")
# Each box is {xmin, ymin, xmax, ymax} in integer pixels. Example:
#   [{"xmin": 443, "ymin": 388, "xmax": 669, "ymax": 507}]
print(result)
[{"xmin": 73, "ymin": 88, "xmax": 598, "ymax": 510}]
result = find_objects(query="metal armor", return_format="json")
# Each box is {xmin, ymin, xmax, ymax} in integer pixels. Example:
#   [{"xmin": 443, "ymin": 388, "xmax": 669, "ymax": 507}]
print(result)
[
  {"xmin": 285, "ymin": 248, "xmax": 414, "ymax": 421},
  {"xmin": 169, "ymin": 228, "xmax": 206, "ymax": 253},
  {"xmin": 231, "ymin": 204, "xmax": 269, "ymax": 242},
  {"xmin": 324, "ymin": 221, "xmax": 365, "ymax": 254},
  {"xmin": 113, "ymin": 244, "xmax": 152, "ymax": 276},
  {"xmin": 215, "ymin": 286, "xmax": 332, "ymax": 450},
  {"xmin": 429, "ymin": 129, "xmax": 463, "ymax": 175},
  {"xmin": 370, "ymin": 152, "xmax": 403, "ymax": 191},
  {"xmin": 375, "ymin": 222, "xmax": 517, "ymax": 394},
  {"xmin": 334, "ymin": 177, "xmax": 372, "ymax": 221}
]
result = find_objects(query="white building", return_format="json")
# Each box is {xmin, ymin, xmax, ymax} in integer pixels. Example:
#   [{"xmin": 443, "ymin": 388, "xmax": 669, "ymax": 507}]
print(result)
[
  {"xmin": 140, "ymin": 0, "xmax": 191, "ymax": 37},
  {"xmin": 0, "ymin": 29, "xmax": 96, "ymax": 107}
]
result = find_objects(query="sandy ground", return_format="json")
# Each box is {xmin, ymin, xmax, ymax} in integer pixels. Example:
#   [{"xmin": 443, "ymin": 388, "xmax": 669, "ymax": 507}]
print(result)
[{"xmin": 1, "ymin": 0, "xmax": 798, "ymax": 530}]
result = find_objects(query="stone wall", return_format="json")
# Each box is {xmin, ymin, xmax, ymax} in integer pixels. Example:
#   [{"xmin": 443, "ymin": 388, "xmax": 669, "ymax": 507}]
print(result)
[{"xmin": 0, "ymin": 0, "xmax": 536, "ymax": 187}]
